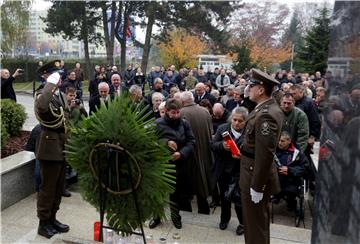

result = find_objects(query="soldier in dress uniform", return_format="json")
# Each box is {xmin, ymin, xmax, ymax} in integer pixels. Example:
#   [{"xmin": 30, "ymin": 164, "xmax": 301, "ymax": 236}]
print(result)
[
  {"xmin": 35, "ymin": 60, "xmax": 70, "ymax": 239},
  {"xmin": 239, "ymin": 69, "xmax": 283, "ymax": 244}
]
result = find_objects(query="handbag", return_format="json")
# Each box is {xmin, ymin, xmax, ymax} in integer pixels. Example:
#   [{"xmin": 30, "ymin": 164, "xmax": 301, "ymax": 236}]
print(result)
[{"xmin": 224, "ymin": 176, "xmax": 241, "ymax": 206}]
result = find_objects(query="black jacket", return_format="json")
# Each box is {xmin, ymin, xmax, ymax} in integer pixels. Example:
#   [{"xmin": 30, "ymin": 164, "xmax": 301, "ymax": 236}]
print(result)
[
  {"xmin": 122, "ymin": 69, "xmax": 135, "ymax": 88},
  {"xmin": 25, "ymin": 124, "xmax": 42, "ymax": 152},
  {"xmin": 194, "ymin": 92, "xmax": 217, "ymax": 106},
  {"xmin": 212, "ymin": 110, "xmax": 230, "ymax": 134},
  {"xmin": 89, "ymin": 95, "xmax": 112, "ymax": 115},
  {"xmin": 295, "ymin": 96, "xmax": 321, "ymax": 139},
  {"xmin": 1, "ymin": 75, "xmax": 17, "ymax": 102},
  {"xmin": 211, "ymin": 123, "xmax": 244, "ymax": 189},
  {"xmin": 275, "ymin": 144, "xmax": 308, "ymax": 194}
]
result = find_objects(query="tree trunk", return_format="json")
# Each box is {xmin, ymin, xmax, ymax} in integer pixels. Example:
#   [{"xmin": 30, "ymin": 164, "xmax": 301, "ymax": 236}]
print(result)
[
  {"xmin": 82, "ymin": 6, "xmax": 92, "ymax": 80},
  {"xmin": 109, "ymin": 1, "xmax": 116, "ymax": 65},
  {"xmin": 141, "ymin": 6, "xmax": 155, "ymax": 74},
  {"xmin": 102, "ymin": 4, "xmax": 112, "ymax": 65},
  {"xmin": 120, "ymin": 7, "xmax": 130, "ymax": 70}
]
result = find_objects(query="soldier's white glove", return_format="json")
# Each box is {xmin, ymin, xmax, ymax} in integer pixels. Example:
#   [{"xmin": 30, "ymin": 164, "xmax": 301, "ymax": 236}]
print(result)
[
  {"xmin": 250, "ymin": 188, "xmax": 263, "ymax": 203},
  {"xmin": 47, "ymin": 72, "xmax": 61, "ymax": 85}
]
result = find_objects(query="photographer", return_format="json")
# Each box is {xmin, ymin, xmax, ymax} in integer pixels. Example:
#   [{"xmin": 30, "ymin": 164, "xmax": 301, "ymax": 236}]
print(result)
[
  {"xmin": 65, "ymin": 86, "xmax": 87, "ymax": 126},
  {"xmin": 1, "ymin": 68, "xmax": 24, "ymax": 102}
]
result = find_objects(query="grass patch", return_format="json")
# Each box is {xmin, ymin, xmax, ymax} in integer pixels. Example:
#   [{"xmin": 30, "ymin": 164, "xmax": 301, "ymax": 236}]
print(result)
[{"xmin": 14, "ymin": 80, "xmax": 90, "ymax": 95}]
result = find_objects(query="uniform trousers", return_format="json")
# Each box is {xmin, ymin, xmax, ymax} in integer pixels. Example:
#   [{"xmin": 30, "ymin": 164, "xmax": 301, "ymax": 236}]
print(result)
[
  {"xmin": 37, "ymin": 160, "xmax": 66, "ymax": 221},
  {"xmin": 241, "ymin": 187, "xmax": 271, "ymax": 244}
]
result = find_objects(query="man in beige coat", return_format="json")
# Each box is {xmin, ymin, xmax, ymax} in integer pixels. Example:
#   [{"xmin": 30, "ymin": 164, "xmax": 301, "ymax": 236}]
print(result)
[
  {"xmin": 180, "ymin": 91, "xmax": 213, "ymax": 214},
  {"xmin": 240, "ymin": 69, "xmax": 283, "ymax": 244}
]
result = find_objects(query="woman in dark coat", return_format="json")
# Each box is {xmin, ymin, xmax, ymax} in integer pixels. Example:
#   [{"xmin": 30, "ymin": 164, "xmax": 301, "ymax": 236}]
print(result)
[
  {"xmin": 149, "ymin": 98, "xmax": 196, "ymax": 230},
  {"xmin": 211, "ymin": 106, "xmax": 248, "ymax": 235}
]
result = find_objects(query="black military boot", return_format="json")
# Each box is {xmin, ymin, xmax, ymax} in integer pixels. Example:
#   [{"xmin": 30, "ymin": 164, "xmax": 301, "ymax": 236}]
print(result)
[
  {"xmin": 51, "ymin": 219, "xmax": 70, "ymax": 233},
  {"xmin": 38, "ymin": 220, "xmax": 57, "ymax": 239}
]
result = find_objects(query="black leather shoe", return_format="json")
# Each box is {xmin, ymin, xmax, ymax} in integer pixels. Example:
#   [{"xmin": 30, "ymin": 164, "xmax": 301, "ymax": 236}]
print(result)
[
  {"xmin": 171, "ymin": 214, "xmax": 182, "ymax": 229},
  {"xmin": 236, "ymin": 224, "xmax": 244, "ymax": 235},
  {"xmin": 219, "ymin": 222, "xmax": 228, "ymax": 230},
  {"xmin": 52, "ymin": 219, "xmax": 70, "ymax": 233},
  {"xmin": 38, "ymin": 222, "xmax": 57, "ymax": 239},
  {"xmin": 148, "ymin": 218, "xmax": 161, "ymax": 229},
  {"xmin": 62, "ymin": 189, "xmax": 71, "ymax": 197}
]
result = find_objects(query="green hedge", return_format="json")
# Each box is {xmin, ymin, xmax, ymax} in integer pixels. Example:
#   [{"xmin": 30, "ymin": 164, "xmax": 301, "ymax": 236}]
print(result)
[
  {"xmin": 0, "ymin": 99, "xmax": 27, "ymax": 137},
  {"xmin": 1, "ymin": 57, "xmax": 109, "ymax": 82},
  {"xmin": 1, "ymin": 120, "xmax": 9, "ymax": 149}
]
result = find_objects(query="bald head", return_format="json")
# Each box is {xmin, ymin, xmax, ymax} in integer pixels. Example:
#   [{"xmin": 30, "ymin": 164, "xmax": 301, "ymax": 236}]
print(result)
[
  {"xmin": 195, "ymin": 82, "xmax": 206, "ymax": 97},
  {"xmin": 111, "ymin": 73, "xmax": 121, "ymax": 88},
  {"xmin": 213, "ymin": 103, "xmax": 224, "ymax": 119}
]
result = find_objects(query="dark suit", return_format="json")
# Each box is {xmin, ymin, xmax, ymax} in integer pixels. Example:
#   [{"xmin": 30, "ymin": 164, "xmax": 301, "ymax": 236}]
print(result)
[
  {"xmin": 34, "ymin": 82, "xmax": 69, "ymax": 221},
  {"xmin": 194, "ymin": 92, "xmax": 217, "ymax": 106},
  {"xmin": 89, "ymin": 95, "xmax": 111, "ymax": 115},
  {"xmin": 1, "ymin": 75, "xmax": 17, "ymax": 101},
  {"xmin": 239, "ymin": 98, "xmax": 283, "ymax": 244}
]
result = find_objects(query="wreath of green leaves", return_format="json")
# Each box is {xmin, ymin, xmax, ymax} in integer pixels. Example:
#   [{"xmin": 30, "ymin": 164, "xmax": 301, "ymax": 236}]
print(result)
[{"xmin": 65, "ymin": 95, "xmax": 175, "ymax": 233}]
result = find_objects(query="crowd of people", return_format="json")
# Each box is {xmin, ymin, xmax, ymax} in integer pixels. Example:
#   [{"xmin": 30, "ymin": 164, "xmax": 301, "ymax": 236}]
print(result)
[{"xmin": 2, "ymin": 59, "xmax": 359, "ymax": 242}]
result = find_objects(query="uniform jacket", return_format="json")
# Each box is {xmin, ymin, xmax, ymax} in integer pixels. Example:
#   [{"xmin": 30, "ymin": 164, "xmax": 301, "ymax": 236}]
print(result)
[
  {"xmin": 240, "ymin": 98, "xmax": 283, "ymax": 194},
  {"xmin": 282, "ymin": 107, "xmax": 309, "ymax": 152},
  {"xmin": 34, "ymin": 83, "xmax": 69, "ymax": 161}
]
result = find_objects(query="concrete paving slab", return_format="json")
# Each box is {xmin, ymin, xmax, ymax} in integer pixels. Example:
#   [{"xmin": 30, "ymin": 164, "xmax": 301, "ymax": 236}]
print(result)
[{"xmin": 1, "ymin": 188, "xmax": 311, "ymax": 244}]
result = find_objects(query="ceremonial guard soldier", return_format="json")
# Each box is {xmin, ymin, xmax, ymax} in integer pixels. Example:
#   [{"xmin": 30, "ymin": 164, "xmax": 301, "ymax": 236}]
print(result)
[
  {"xmin": 239, "ymin": 69, "xmax": 283, "ymax": 244},
  {"xmin": 35, "ymin": 60, "xmax": 70, "ymax": 238}
]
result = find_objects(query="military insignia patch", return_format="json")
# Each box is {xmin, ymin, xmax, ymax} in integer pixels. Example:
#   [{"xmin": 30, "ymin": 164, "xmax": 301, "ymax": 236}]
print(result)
[{"xmin": 260, "ymin": 121, "xmax": 270, "ymax": 135}]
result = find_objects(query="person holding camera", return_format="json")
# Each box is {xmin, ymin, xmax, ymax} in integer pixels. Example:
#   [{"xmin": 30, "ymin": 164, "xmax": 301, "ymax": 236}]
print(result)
[
  {"xmin": 65, "ymin": 86, "xmax": 88, "ymax": 126},
  {"xmin": 1, "ymin": 68, "xmax": 24, "ymax": 102}
]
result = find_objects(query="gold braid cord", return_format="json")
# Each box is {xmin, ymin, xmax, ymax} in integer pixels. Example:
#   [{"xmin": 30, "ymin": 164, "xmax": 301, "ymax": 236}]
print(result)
[
  {"xmin": 35, "ymin": 100, "xmax": 65, "ymax": 129},
  {"xmin": 89, "ymin": 143, "xmax": 142, "ymax": 195}
]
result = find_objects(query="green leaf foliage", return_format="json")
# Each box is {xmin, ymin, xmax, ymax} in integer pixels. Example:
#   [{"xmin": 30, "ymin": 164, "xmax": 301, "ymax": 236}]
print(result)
[
  {"xmin": 233, "ymin": 41, "xmax": 255, "ymax": 74},
  {"xmin": 1, "ymin": 120, "xmax": 9, "ymax": 149},
  {"xmin": 65, "ymin": 95, "xmax": 174, "ymax": 233},
  {"xmin": 0, "ymin": 99, "xmax": 27, "ymax": 136},
  {"xmin": 294, "ymin": 5, "xmax": 331, "ymax": 74}
]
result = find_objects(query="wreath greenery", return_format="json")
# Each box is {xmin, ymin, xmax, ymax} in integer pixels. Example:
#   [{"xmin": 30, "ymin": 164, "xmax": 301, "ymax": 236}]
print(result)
[{"xmin": 65, "ymin": 95, "xmax": 175, "ymax": 233}]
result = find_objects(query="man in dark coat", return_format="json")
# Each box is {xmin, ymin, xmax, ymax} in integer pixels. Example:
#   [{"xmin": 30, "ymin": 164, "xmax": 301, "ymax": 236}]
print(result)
[
  {"xmin": 122, "ymin": 64, "xmax": 135, "ymax": 90},
  {"xmin": 149, "ymin": 98, "xmax": 195, "ymax": 229},
  {"xmin": 180, "ymin": 91, "xmax": 213, "ymax": 215},
  {"xmin": 194, "ymin": 82, "xmax": 217, "ymax": 106},
  {"xmin": 212, "ymin": 103, "xmax": 230, "ymax": 134},
  {"xmin": 35, "ymin": 60, "xmax": 70, "ymax": 239},
  {"xmin": 1, "ymin": 68, "xmax": 23, "ymax": 102},
  {"xmin": 147, "ymin": 66, "xmax": 163, "ymax": 90},
  {"xmin": 89, "ymin": 82, "xmax": 112, "ymax": 115},
  {"xmin": 240, "ymin": 69, "xmax": 283, "ymax": 244}
]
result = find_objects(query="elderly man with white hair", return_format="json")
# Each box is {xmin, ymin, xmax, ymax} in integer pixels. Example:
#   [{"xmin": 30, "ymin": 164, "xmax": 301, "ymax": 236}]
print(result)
[
  {"xmin": 180, "ymin": 91, "xmax": 213, "ymax": 215},
  {"xmin": 89, "ymin": 82, "xmax": 111, "ymax": 115},
  {"xmin": 194, "ymin": 82, "xmax": 217, "ymax": 106}
]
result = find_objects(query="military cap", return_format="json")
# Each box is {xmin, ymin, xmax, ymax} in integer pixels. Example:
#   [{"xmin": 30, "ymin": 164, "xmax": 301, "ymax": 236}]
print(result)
[
  {"xmin": 37, "ymin": 60, "xmax": 62, "ymax": 75},
  {"xmin": 249, "ymin": 68, "xmax": 280, "ymax": 87}
]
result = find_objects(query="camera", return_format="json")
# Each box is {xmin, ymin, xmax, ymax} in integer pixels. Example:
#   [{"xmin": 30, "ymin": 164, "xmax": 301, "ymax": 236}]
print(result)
[
  {"xmin": 74, "ymin": 99, "xmax": 81, "ymax": 105},
  {"xmin": 18, "ymin": 69, "xmax": 24, "ymax": 74}
]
